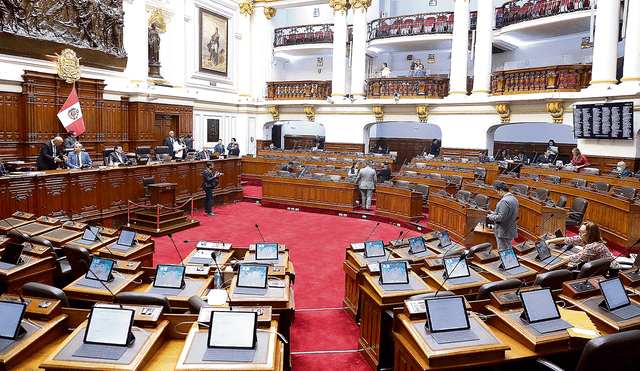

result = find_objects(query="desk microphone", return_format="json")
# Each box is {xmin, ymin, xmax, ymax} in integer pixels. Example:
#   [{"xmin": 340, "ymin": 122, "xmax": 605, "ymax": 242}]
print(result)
[
  {"xmin": 434, "ymin": 252, "xmax": 468, "ymax": 297},
  {"xmin": 0, "ymin": 190, "xmax": 30, "ymax": 217},
  {"xmin": 515, "ymin": 214, "xmax": 555, "ymax": 252},
  {"xmin": 609, "ymin": 176, "xmax": 630, "ymax": 197},
  {"xmin": 209, "ymin": 242, "xmax": 233, "ymax": 310},
  {"xmin": 167, "ymin": 233, "xmax": 185, "ymax": 266},
  {"xmin": 386, "ymin": 231, "xmax": 404, "ymax": 260},
  {"xmin": 255, "ymin": 224, "xmax": 266, "ymax": 243},
  {"xmin": 5, "ymin": 282, "xmax": 26, "ymax": 303},
  {"xmin": 68, "ymin": 209, "xmax": 80, "ymax": 228},
  {"xmin": 84, "ymin": 223, "xmax": 119, "ymax": 262},
  {"xmin": 364, "ymin": 222, "xmax": 380, "ymax": 242},
  {"xmin": 514, "ymin": 246, "xmax": 573, "ymax": 297},
  {"xmin": 79, "ymin": 260, "xmax": 126, "ymax": 310},
  {"xmin": 440, "ymin": 228, "xmax": 474, "ymax": 257}
]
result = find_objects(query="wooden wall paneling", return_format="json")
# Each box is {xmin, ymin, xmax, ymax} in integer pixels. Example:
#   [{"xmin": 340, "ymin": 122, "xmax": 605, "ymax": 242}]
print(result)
[
  {"xmin": 370, "ymin": 137, "xmax": 431, "ymax": 168},
  {"xmin": 0, "ymin": 176, "xmax": 38, "ymax": 218},
  {"xmin": 283, "ymin": 135, "xmax": 316, "ymax": 150},
  {"xmin": 324, "ymin": 142, "xmax": 365, "ymax": 153},
  {"xmin": 130, "ymin": 166, "xmax": 154, "ymax": 206},
  {"xmin": 120, "ymin": 97, "xmax": 130, "ymax": 150},
  {"xmin": 102, "ymin": 168, "xmax": 130, "ymax": 217},
  {"xmin": 257, "ymin": 140, "xmax": 272, "ymax": 150},
  {"xmin": 102, "ymin": 100, "xmax": 123, "ymax": 149},
  {"xmin": 0, "ymin": 93, "xmax": 22, "ymax": 150},
  {"xmin": 176, "ymin": 164, "xmax": 192, "ymax": 200},
  {"xmin": 37, "ymin": 173, "xmax": 70, "ymax": 219},
  {"xmin": 71, "ymin": 170, "xmax": 102, "ymax": 219}
]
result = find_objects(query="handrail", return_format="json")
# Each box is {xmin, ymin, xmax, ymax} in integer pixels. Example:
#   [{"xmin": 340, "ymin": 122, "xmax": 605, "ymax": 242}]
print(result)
[
  {"xmin": 495, "ymin": 0, "xmax": 592, "ymax": 29},
  {"xmin": 273, "ymin": 24, "xmax": 354, "ymax": 47},
  {"xmin": 490, "ymin": 64, "xmax": 591, "ymax": 95},
  {"xmin": 367, "ymin": 11, "xmax": 455, "ymax": 41},
  {"xmin": 266, "ymin": 81, "xmax": 332, "ymax": 100},
  {"xmin": 365, "ymin": 76, "xmax": 449, "ymax": 99}
]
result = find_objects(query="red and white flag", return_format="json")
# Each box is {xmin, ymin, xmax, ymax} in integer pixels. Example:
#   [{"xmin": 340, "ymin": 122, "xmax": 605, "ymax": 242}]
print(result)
[{"xmin": 57, "ymin": 85, "xmax": 85, "ymax": 135}]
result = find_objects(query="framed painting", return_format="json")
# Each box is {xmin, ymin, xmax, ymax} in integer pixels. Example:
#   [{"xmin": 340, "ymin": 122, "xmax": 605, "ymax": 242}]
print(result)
[{"xmin": 199, "ymin": 9, "xmax": 228, "ymax": 76}]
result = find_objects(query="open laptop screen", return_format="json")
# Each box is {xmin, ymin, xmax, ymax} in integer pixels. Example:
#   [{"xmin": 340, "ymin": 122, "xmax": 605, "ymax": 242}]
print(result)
[
  {"xmin": 520, "ymin": 288, "xmax": 561, "ymax": 323},
  {"xmin": 0, "ymin": 301, "xmax": 27, "ymax": 339},
  {"xmin": 364, "ymin": 240, "xmax": 385, "ymax": 258},
  {"xmin": 534, "ymin": 241, "xmax": 552, "ymax": 261},
  {"xmin": 84, "ymin": 307, "xmax": 135, "ymax": 346},
  {"xmin": 255, "ymin": 243, "xmax": 279, "ymax": 260},
  {"xmin": 237, "ymin": 265, "xmax": 268, "ymax": 289},
  {"xmin": 425, "ymin": 296, "xmax": 470, "ymax": 332},
  {"xmin": 86, "ymin": 257, "xmax": 115, "ymax": 282},
  {"xmin": 154, "ymin": 264, "xmax": 186, "ymax": 289},
  {"xmin": 600, "ymin": 277, "xmax": 631, "ymax": 311},
  {"xmin": 208, "ymin": 311, "xmax": 258, "ymax": 348},
  {"xmin": 0, "ymin": 242, "xmax": 23, "ymax": 265},
  {"xmin": 437, "ymin": 231, "xmax": 452, "ymax": 248},
  {"xmin": 408, "ymin": 237, "xmax": 426, "ymax": 254},
  {"xmin": 117, "ymin": 230, "xmax": 136, "ymax": 247},
  {"xmin": 379, "ymin": 261, "xmax": 409, "ymax": 285},
  {"xmin": 82, "ymin": 226, "xmax": 100, "ymax": 242},
  {"xmin": 498, "ymin": 249, "xmax": 520, "ymax": 270},
  {"xmin": 443, "ymin": 255, "xmax": 470, "ymax": 278}
]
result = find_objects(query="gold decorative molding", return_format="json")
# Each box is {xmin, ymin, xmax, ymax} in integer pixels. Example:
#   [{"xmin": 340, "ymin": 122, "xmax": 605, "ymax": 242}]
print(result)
[
  {"xmin": 373, "ymin": 106, "xmax": 384, "ymax": 122},
  {"xmin": 240, "ymin": 1, "xmax": 255, "ymax": 17},
  {"xmin": 264, "ymin": 6, "xmax": 276, "ymax": 19},
  {"xmin": 416, "ymin": 106, "xmax": 428, "ymax": 123},
  {"xmin": 148, "ymin": 7, "xmax": 168, "ymax": 33},
  {"xmin": 329, "ymin": 0, "xmax": 351, "ymax": 16},
  {"xmin": 496, "ymin": 103, "xmax": 511, "ymax": 123},
  {"xmin": 56, "ymin": 49, "xmax": 82, "ymax": 84},
  {"xmin": 269, "ymin": 106, "xmax": 279, "ymax": 121},
  {"xmin": 546, "ymin": 101, "xmax": 564, "ymax": 123},
  {"xmin": 304, "ymin": 106, "xmax": 315, "ymax": 122},
  {"xmin": 349, "ymin": 0, "xmax": 371, "ymax": 13}
]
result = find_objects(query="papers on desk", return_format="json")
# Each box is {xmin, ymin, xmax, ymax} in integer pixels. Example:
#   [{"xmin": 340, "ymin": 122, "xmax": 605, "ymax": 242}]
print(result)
[
  {"xmin": 207, "ymin": 289, "xmax": 229, "ymax": 306},
  {"xmin": 558, "ymin": 307, "xmax": 600, "ymax": 339}
]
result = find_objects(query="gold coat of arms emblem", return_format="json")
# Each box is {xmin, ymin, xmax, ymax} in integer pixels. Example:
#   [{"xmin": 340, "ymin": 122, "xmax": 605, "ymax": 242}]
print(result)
[{"xmin": 56, "ymin": 49, "xmax": 82, "ymax": 84}]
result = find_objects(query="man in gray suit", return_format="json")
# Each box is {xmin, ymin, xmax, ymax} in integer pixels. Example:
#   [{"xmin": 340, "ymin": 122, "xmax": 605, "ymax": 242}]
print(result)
[
  {"xmin": 488, "ymin": 181, "xmax": 519, "ymax": 251},
  {"xmin": 355, "ymin": 161, "xmax": 377, "ymax": 211}
]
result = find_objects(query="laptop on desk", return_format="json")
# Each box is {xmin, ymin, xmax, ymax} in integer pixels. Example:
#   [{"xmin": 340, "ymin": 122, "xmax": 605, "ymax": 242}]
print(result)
[
  {"xmin": 0, "ymin": 301, "xmax": 27, "ymax": 352},
  {"xmin": 203, "ymin": 311, "xmax": 258, "ymax": 362},
  {"xmin": 77, "ymin": 257, "xmax": 115, "ymax": 288},
  {"xmin": 598, "ymin": 277, "xmax": 640, "ymax": 320},
  {"xmin": 148, "ymin": 264, "xmax": 186, "ymax": 296},
  {"xmin": 72, "ymin": 306, "xmax": 135, "ymax": 360},
  {"xmin": 0, "ymin": 242, "xmax": 24, "ymax": 270},
  {"xmin": 443, "ymin": 255, "xmax": 476, "ymax": 285},
  {"xmin": 498, "ymin": 248, "xmax": 530, "ymax": 275},
  {"xmin": 379, "ymin": 261, "xmax": 412, "ymax": 291},
  {"xmin": 73, "ymin": 226, "xmax": 101, "ymax": 246},
  {"xmin": 234, "ymin": 264, "xmax": 269, "ymax": 296},
  {"xmin": 364, "ymin": 240, "xmax": 386, "ymax": 261},
  {"xmin": 255, "ymin": 242, "xmax": 280, "ymax": 264},
  {"xmin": 424, "ymin": 296, "xmax": 479, "ymax": 344},
  {"xmin": 519, "ymin": 288, "xmax": 573, "ymax": 334},
  {"xmin": 110, "ymin": 230, "xmax": 136, "ymax": 251}
]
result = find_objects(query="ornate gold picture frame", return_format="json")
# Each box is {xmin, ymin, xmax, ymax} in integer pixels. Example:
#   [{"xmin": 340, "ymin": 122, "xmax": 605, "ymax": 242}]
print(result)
[{"xmin": 199, "ymin": 9, "xmax": 228, "ymax": 76}]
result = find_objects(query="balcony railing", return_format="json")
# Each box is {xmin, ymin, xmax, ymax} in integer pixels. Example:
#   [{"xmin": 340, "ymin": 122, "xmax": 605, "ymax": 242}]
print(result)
[
  {"xmin": 368, "ymin": 12, "xmax": 455, "ymax": 41},
  {"xmin": 366, "ymin": 77, "xmax": 449, "ymax": 99},
  {"xmin": 490, "ymin": 64, "xmax": 591, "ymax": 95},
  {"xmin": 496, "ymin": 0, "xmax": 591, "ymax": 29},
  {"xmin": 273, "ymin": 24, "xmax": 353, "ymax": 48},
  {"xmin": 266, "ymin": 81, "xmax": 332, "ymax": 100}
]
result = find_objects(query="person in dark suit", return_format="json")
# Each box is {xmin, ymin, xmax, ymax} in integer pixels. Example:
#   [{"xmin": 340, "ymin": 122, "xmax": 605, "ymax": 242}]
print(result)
[
  {"xmin": 488, "ymin": 181, "xmax": 519, "ymax": 251},
  {"xmin": 281, "ymin": 161, "xmax": 294, "ymax": 173},
  {"xmin": 228, "ymin": 142, "xmax": 240, "ymax": 157},
  {"xmin": 65, "ymin": 143, "xmax": 93, "ymax": 169},
  {"xmin": 36, "ymin": 136, "xmax": 67, "ymax": 170},
  {"xmin": 296, "ymin": 164, "xmax": 310, "ymax": 178},
  {"xmin": 377, "ymin": 161, "xmax": 391, "ymax": 183},
  {"xmin": 536, "ymin": 150, "xmax": 552, "ymax": 164},
  {"xmin": 109, "ymin": 145, "xmax": 130, "ymax": 165},
  {"xmin": 429, "ymin": 139, "xmax": 440, "ymax": 157},
  {"xmin": 213, "ymin": 140, "xmax": 225, "ymax": 156},
  {"xmin": 197, "ymin": 145, "xmax": 214, "ymax": 160},
  {"xmin": 184, "ymin": 133, "xmax": 193, "ymax": 151},
  {"xmin": 63, "ymin": 131, "xmax": 78, "ymax": 151},
  {"xmin": 478, "ymin": 150, "xmax": 490, "ymax": 163},
  {"xmin": 227, "ymin": 138, "xmax": 239, "ymax": 154},
  {"xmin": 202, "ymin": 162, "xmax": 221, "ymax": 216},
  {"xmin": 163, "ymin": 131, "xmax": 176, "ymax": 149},
  {"xmin": 313, "ymin": 135, "xmax": 325, "ymax": 151}
]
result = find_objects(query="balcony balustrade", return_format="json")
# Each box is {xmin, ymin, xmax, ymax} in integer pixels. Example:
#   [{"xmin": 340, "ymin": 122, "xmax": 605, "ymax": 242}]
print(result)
[
  {"xmin": 273, "ymin": 24, "xmax": 353, "ymax": 48},
  {"xmin": 366, "ymin": 77, "xmax": 449, "ymax": 99},
  {"xmin": 496, "ymin": 0, "xmax": 591, "ymax": 29},
  {"xmin": 266, "ymin": 81, "xmax": 332, "ymax": 100},
  {"xmin": 367, "ymin": 12, "xmax": 455, "ymax": 41},
  {"xmin": 490, "ymin": 64, "xmax": 591, "ymax": 95}
]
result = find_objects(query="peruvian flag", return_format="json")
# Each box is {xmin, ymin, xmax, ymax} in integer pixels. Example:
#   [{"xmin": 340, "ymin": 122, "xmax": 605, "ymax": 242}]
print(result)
[{"xmin": 57, "ymin": 85, "xmax": 85, "ymax": 135}]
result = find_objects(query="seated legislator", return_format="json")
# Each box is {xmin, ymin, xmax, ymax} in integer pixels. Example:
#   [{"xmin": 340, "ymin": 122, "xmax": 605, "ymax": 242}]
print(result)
[
  {"xmin": 197, "ymin": 145, "xmax": 214, "ymax": 160},
  {"xmin": 616, "ymin": 161, "xmax": 633, "ymax": 178},
  {"xmin": 537, "ymin": 150, "xmax": 553, "ymax": 164},
  {"xmin": 570, "ymin": 148, "xmax": 590, "ymax": 172},
  {"xmin": 495, "ymin": 149, "xmax": 509, "ymax": 161},
  {"xmin": 109, "ymin": 145, "xmax": 130, "ymax": 165},
  {"xmin": 348, "ymin": 162, "xmax": 359, "ymax": 176},
  {"xmin": 36, "ymin": 136, "xmax": 67, "ymax": 170},
  {"xmin": 296, "ymin": 164, "xmax": 310, "ymax": 178},
  {"xmin": 546, "ymin": 221, "xmax": 620, "ymax": 268},
  {"xmin": 477, "ymin": 150, "xmax": 490, "ymax": 163},
  {"xmin": 281, "ymin": 161, "xmax": 294, "ymax": 173},
  {"xmin": 65, "ymin": 143, "xmax": 93, "ymax": 169}
]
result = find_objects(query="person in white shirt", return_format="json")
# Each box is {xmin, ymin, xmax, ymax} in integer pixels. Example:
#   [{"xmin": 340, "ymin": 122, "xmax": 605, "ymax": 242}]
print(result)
[{"xmin": 380, "ymin": 62, "xmax": 391, "ymax": 78}]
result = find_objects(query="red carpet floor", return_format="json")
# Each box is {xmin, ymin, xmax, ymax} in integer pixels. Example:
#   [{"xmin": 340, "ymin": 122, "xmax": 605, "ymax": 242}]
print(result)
[{"xmin": 153, "ymin": 201, "xmax": 420, "ymax": 370}]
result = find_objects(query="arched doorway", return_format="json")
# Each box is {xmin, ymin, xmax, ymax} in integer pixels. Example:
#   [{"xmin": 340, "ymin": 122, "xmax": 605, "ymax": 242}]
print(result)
[
  {"xmin": 489, "ymin": 122, "xmax": 576, "ymax": 163},
  {"xmin": 262, "ymin": 120, "xmax": 326, "ymax": 150},
  {"xmin": 365, "ymin": 121, "xmax": 443, "ymax": 165}
]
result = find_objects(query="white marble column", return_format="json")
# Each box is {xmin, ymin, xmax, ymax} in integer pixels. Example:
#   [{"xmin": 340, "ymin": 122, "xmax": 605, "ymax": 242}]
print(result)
[
  {"xmin": 471, "ymin": 0, "xmax": 494, "ymax": 96},
  {"xmin": 250, "ymin": 5, "xmax": 274, "ymax": 99},
  {"xmin": 123, "ymin": 0, "xmax": 148, "ymax": 82},
  {"xmin": 620, "ymin": 0, "xmax": 640, "ymax": 86},
  {"xmin": 448, "ymin": 0, "xmax": 470, "ymax": 98},
  {"xmin": 331, "ymin": 7, "xmax": 348, "ymax": 97},
  {"xmin": 590, "ymin": 0, "xmax": 621, "ymax": 88},
  {"xmin": 350, "ymin": 4, "xmax": 368, "ymax": 96},
  {"xmin": 238, "ymin": 10, "xmax": 252, "ymax": 97}
]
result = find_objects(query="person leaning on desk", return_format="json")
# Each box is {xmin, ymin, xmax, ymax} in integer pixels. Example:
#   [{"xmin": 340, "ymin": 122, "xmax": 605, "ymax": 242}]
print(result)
[
  {"xmin": 36, "ymin": 136, "xmax": 67, "ymax": 170},
  {"xmin": 546, "ymin": 221, "xmax": 621, "ymax": 269}
]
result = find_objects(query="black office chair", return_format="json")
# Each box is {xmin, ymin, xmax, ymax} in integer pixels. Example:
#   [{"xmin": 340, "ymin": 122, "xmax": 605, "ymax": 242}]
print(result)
[
  {"xmin": 533, "ymin": 187, "xmax": 550, "ymax": 201},
  {"xmin": 22, "ymin": 282, "xmax": 70, "ymax": 307},
  {"xmin": 455, "ymin": 190, "xmax": 472, "ymax": 203},
  {"xmin": 566, "ymin": 197, "xmax": 588, "ymax": 227},
  {"xmin": 533, "ymin": 269, "xmax": 572, "ymax": 290},
  {"xmin": 544, "ymin": 174, "xmax": 561, "ymax": 184},
  {"xmin": 524, "ymin": 172, "xmax": 540, "ymax": 181},
  {"xmin": 582, "ymin": 167, "xmax": 600, "ymax": 175},
  {"xmin": 188, "ymin": 295, "xmax": 212, "ymax": 313},
  {"xmin": 474, "ymin": 167, "xmax": 487, "ymax": 183},
  {"xmin": 447, "ymin": 175, "xmax": 463, "ymax": 190},
  {"xmin": 429, "ymin": 173, "xmax": 443, "ymax": 180},
  {"xmin": 575, "ymin": 258, "xmax": 611, "ymax": 279},
  {"xmin": 142, "ymin": 176, "xmax": 155, "ymax": 204},
  {"xmin": 570, "ymin": 178, "xmax": 588, "ymax": 188},
  {"xmin": 102, "ymin": 148, "xmax": 115, "ymax": 164},
  {"xmin": 115, "ymin": 292, "xmax": 172, "ymax": 314},
  {"xmin": 30, "ymin": 236, "xmax": 72, "ymax": 283},
  {"xmin": 467, "ymin": 242, "xmax": 492, "ymax": 259},
  {"xmin": 8, "ymin": 229, "xmax": 30, "ymax": 244},
  {"xmin": 62, "ymin": 245, "xmax": 93, "ymax": 280},
  {"xmin": 590, "ymin": 181, "xmax": 611, "ymax": 192},
  {"xmin": 475, "ymin": 279, "xmax": 521, "ymax": 300},
  {"xmin": 619, "ymin": 186, "xmax": 638, "ymax": 200},
  {"xmin": 135, "ymin": 146, "xmax": 152, "ymax": 165},
  {"xmin": 536, "ymin": 329, "xmax": 640, "ymax": 371},
  {"xmin": 395, "ymin": 180, "xmax": 410, "ymax": 188},
  {"xmin": 557, "ymin": 195, "xmax": 567, "ymax": 208},
  {"xmin": 154, "ymin": 145, "xmax": 172, "ymax": 161}
]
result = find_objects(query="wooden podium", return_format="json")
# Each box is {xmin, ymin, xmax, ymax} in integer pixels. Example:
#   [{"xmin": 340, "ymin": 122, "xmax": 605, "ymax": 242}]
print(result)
[
  {"xmin": 375, "ymin": 184, "xmax": 423, "ymax": 222},
  {"xmin": 148, "ymin": 183, "xmax": 177, "ymax": 207},
  {"xmin": 428, "ymin": 194, "xmax": 487, "ymax": 245}
]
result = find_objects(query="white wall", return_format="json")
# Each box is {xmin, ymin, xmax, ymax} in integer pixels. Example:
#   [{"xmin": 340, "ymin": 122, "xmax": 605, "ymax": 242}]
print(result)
[
  {"xmin": 494, "ymin": 122, "xmax": 577, "ymax": 143},
  {"xmin": 372, "ymin": 122, "xmax": 442, "ymax": 139}
]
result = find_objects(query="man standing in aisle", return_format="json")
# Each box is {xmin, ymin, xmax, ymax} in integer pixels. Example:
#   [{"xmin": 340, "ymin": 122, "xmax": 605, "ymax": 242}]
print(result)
[
  {"xmin": 36, "ymin": 136, "xmax": 67, "ymax": 170},
  {"xmin": 202, "ymin": 162, "xmax": 221, "ymax": 217},
  {"xmin": 355, "ymin": 161, "xmax": 377, "ymax": 211},
  {"xmin": 227, "ymin": 138, "xmax": 239, "ymax": 154},
  {"xmin": 488, "ymin": 181, "xmax": 519, "ymax": 251}
]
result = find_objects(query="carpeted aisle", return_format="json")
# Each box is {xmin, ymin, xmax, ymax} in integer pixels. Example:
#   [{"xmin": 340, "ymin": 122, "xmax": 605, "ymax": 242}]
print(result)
[{"xmin": 152, "ymin": 201, "xmax": 417, "ymax": 370}]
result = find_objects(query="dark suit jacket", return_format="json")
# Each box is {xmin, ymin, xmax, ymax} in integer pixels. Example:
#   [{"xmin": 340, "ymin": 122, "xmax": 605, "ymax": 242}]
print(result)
[
  {"xmin": 377, "ymin": 166, "xmax": 391, "ymax": 182},
  {"xmin": 228, "ymin": 145, "xmax": 240, "ymax": 156},
  {"xmin": 202, "ymin": 169, "xmax": 219, "ymax": 189},
  {"xmin": 109, "ymin": 151, "xmax": 130, "ymax": 165},
  {"xmin": 163, "ymin": 137, "xmax": 175, "ymax": 149},
  {"xmin": 197, "ymin": 150, "xmax": 214, "ymax": 160},
  {"xmin": 36, "ymin": 141, "xmax": 63, "ymax": 170}
]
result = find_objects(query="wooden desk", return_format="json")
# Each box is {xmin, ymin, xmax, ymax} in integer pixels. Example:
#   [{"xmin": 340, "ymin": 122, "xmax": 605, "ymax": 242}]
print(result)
[
  {"xmin": 63, "ymin": 272, "xmax": 143, "ymax": 303},
  {"xmin": 359, "ymin": 272, "xmax": 432, "ymax": 370},
  {"xmin": 148, "ymin": 182, "xmax": 178, "ymax": 207},
  {"xmin": 40, "ymin": 320, "xmax": 168, "ymax": 371},
  {"xmin": 14, "ymin": 222, "xmax": 58, "ymax": 238},
  {"xmin": 262, "ymin": 175, "xmax": 358, "ymax": 212},
  {"xmin": 518, "ymin": 249, "xmax": 570, "ymax": 272},
  {"xmin": 37, "ymin": 228, "xmax": 83, "ymax": 247},
  {"xmin": 64, "ymin": 236, "xmax": 118, "ymax": 253},
  {"xmin": 409, "ymin": 158, "xmax": 501, "ymax": 185},
  {"xmin": 421, "ymin": 268, "xmax": 493, "ymax": 298},
  {"xmin": 175, "ymin": 320, "xmax": 284, "ymax": 370},
  {"xmin": 0, "ymin": 255, "xmax": 56, "ymax": 294},
  {"xmin": 97, "ymin": 241, "xmax": 155, "ymax": 267},
  {"xmin": 474, "ymin": 260, "xmax": 537, "ymax": 283},
  {"xmin": 392, "ymin": 175, "xmax": 458, "ymax": 199},
  {"xmin": 0, "ymin": 218, "xmax": 32, "ymax": 233},
  {"xmin": 393, "ymin": 312, "xmax": 510, "ymax": 370},
  {"xmin": 143, "ymin": 277, "xmax": 214, "ymax": 311},
  {"xmin": 559, "ymin": 293, "xmax": 640, "ymax": 333},
  {"xmin": 375, "ymin": 184, "xmax": 423, "ymax": 222},
  {"xmin": 427, "ymin": 194, "xmax": 487, "ymax": 245}
]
